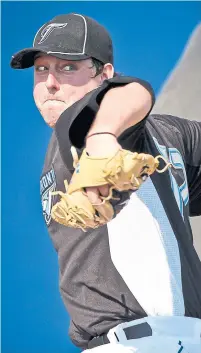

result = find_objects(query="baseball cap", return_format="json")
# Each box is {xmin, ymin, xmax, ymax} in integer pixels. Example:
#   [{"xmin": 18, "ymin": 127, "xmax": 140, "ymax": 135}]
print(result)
[{"xmin": 10, "ymin": 13, "xmax": 113, "ymax": 69}]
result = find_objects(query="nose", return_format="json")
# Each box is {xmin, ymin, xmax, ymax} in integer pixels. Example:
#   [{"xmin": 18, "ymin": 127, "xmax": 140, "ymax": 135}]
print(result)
[{"xmin": 45, "ymin": 72, "xmax": 60, "ymax": 91}]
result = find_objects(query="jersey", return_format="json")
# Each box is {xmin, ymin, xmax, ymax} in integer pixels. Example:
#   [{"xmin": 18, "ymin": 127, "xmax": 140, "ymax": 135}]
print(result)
[{"xmin": 40, "ymin": 75, "xmax": 201, "ymax": 349}]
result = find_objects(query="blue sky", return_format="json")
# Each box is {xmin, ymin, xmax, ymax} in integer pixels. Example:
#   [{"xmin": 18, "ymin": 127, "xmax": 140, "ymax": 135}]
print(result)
[{"xmin": 2, "ymin": 2, "xmax": 201, "ymax": 353}]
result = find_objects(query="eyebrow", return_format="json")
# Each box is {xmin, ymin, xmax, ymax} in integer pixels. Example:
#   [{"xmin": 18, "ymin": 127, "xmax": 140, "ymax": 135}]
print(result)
[
  {"xmin": 34, "ymin": 55, "xmax": 80, "ymax": 66},
  {"xmin": 34, "ymin": 53, "xmax": 45, "ymax": 62}
]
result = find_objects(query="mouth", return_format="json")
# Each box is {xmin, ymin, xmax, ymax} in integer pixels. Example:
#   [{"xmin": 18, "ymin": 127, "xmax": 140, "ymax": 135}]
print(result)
[
  {"xmin": 44, "ymin": 99, "xmax": 66, "ymax": 105},
  {"xmin": 46, "ymin": 99, "xmax": 63, "ymax": 101}
]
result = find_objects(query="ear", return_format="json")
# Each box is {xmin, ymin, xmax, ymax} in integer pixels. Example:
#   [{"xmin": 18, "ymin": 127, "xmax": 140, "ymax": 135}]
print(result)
[{"xmin": 100, "ymin": 63, "xmax": 114, "ymax": 81}]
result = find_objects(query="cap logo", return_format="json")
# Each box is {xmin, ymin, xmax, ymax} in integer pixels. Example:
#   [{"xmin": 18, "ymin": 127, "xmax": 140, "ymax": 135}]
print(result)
[{"xmin": 38, "ymin": 23, "xmax": 67, "ymax": 45}]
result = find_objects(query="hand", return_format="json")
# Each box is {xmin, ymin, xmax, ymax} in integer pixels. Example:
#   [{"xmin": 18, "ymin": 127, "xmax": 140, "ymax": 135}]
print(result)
[{"xmin": 85, "ymin": 133, "xmax": 121, "ymax": 205}]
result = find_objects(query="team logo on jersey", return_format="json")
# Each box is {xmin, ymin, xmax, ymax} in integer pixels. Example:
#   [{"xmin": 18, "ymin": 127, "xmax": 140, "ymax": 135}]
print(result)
[
  {"xmin": 153, "ymin": 137, "xmax": 189, "ymax": 218},
  {"xmin": 38, "ymin": 23, "xmax": 67, "ymax": 45},
  {"xmin": 40, "ymin": 167, "xmax": 56, "ymax": 226}
]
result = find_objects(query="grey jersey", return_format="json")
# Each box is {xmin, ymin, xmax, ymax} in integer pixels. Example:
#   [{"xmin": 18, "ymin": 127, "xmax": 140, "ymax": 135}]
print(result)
[{"xmin": 40, "ymin": 76, "xmax": 201, "ymax": 349}]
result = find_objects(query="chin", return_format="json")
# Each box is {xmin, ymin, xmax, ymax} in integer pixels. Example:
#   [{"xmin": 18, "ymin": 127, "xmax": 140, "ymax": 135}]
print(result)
[
  {"xmin": 47, "ymin": 120, "xmax": 57, "ymax": 128},
  {"xmin": 41, "ymin": 107, "xmax": 67, "ymax": 127},
  {"xmin": 46, "ymin": 114, "xmax": 61, "ymax": 127}
]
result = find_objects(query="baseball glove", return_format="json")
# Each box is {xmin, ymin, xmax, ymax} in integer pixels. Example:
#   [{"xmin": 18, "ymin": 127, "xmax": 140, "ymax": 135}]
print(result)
[{"xmin": 51, "ymin": 147, "xmax": 170, "ymax": 231}]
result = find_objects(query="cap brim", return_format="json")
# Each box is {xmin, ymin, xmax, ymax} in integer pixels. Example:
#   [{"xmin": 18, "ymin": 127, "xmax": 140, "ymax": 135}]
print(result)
[{"xmin": 10, "ymin": 48, "xmax": 91, "ymax": 69}]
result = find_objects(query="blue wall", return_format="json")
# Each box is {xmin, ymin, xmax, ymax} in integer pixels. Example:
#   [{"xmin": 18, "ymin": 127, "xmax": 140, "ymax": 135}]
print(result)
[{"xmin": 2, "ymin": 2, "xmax": 201, "ymax": 353}]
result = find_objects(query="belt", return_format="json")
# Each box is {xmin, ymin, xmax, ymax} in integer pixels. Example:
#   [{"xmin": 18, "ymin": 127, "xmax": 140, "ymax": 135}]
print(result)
[
  {"xmin": 88, "ymin": 322, "xmax": 152, "ymax": 349},
  {"xmin": 88, "ymin": 316, "xmax": 201, "ymax": 349},
  {"xmin": 88, "ymin": 333, "xmax": 110, "ymax": 349}
]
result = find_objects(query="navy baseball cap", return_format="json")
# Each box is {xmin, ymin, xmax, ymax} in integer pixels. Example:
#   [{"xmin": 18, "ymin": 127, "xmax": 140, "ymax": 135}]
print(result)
[{"xmin": 10, "ymin": 13, "xmax": 114, "ymax": 69}]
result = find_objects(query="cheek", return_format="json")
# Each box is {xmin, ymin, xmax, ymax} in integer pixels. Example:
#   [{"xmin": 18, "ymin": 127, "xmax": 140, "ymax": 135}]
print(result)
[
  {"xmin": 69, "ymin": 73, "xmax": 97, "ymax": 87},
  {"xmin": 62, "ymin": 78, "xmax": 99, "ymax": 103},
  {"xmin": 33, "ymin": 82, "xmax": 44, "ymax": 106}
]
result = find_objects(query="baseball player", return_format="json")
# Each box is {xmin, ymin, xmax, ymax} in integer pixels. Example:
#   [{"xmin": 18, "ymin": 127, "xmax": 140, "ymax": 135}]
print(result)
[{"xmin": 11, "ymin": 13, "xmax": 201, "ymax": 353}]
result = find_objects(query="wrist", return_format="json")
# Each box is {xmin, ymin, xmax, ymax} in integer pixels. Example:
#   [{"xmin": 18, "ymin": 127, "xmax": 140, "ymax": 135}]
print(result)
[
  {"xmin": 85, "ymin": 133, "xmax": 120, "ymax": 156},
  {"xmin": 86, "ymin": 132, "xmax": 117, "ymax": 141}
]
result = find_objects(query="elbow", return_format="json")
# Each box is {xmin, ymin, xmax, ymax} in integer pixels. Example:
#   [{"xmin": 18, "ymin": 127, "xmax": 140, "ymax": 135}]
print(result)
[{"xmin": 127, "ymin": 82, "xmax": 153, "ymax": 119}]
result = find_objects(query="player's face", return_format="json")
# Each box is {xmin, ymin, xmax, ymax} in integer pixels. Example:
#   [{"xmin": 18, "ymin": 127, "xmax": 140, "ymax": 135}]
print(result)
[{"xmin": 33, "ymin": 55, "xmax": 114, "ymax": 127}]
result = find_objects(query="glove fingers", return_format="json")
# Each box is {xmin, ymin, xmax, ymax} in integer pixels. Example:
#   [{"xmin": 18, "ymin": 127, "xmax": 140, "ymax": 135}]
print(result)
[
  {"xmin": 51, "ymin": 191, "xmax": 98, "ymax": 230},
  {"xmin": 105, "ymin": 152, "xmax": 157, "ymax": 191}
]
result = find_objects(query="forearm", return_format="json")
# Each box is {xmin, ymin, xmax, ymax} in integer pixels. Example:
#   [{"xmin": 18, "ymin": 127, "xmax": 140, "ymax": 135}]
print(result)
[{"xmin": 87, "ymin": 82, "xmax": 153, "ymax": 138}]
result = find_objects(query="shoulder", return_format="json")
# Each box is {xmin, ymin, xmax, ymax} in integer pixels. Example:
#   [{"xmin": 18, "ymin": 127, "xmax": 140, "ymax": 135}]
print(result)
[
  {"xmin": 148, "ymin": 113, "xmax": 201, "ymax": 134},
  {"xmin": 145, "ymin": 114, "xmax": 187, "ymax": 157},
  {"xmin": 148, "ymin": 114, "xmax": 184, "ymax": 133},
  {"xmin": 146, "ymin": 113, "xmax": 192, "ymax": 143}
]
